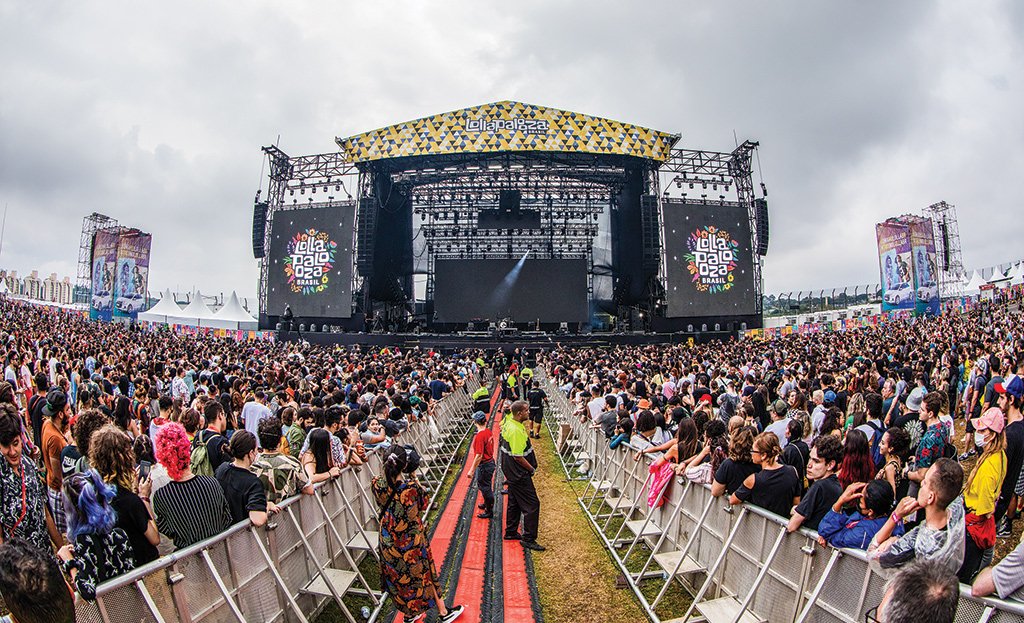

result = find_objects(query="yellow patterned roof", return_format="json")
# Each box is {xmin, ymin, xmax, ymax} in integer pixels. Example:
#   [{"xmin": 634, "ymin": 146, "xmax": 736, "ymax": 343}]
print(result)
[{"xmin": 335, "ymin": 100, "xmax": 679, "ymax": 164}]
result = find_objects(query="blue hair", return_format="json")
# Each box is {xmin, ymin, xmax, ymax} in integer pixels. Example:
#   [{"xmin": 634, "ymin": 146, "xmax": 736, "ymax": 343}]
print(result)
[{"xmin": 62, "ymin": 469, "xmax": 117, "ymax": 542}]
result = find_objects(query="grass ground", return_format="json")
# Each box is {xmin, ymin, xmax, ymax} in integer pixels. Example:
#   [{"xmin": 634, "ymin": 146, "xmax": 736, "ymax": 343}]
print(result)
[{"xmin": 531, "ymin": 423, "xmax": 689, "ymax": 623}]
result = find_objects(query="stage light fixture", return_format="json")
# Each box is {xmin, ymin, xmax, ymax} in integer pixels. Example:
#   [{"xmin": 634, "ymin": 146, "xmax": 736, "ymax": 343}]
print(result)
[
  {"xmin": 289, "ymin": 189, "xmax": 295, "ymax": 196},
  {"xmin": 312, "ymin": 186, "xmax": 317, "ymax": 193},
  {"xmin": 300, "ymin": 187, "xmax": 305, "ymax": 195},
  {"xmin": 689, "ymin": 182, "xmax": 694, "ymax": 189},
  {"xmin": 336, "ymin": 184, "xmax": 341, "ymax": 191}
]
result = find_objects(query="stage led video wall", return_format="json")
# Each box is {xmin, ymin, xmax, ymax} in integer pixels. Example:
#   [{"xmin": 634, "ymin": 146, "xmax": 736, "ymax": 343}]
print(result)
[
  {"xmin": 663, "ymin": 201, "xmax": 757, "ymax": 317},
  {"xmin": 433, "ymin": 258, "xmax": 588, "ymax": 324},
  {"xmin": 266, "ymin": 204, "xmax": 355, "ymax": 319}
]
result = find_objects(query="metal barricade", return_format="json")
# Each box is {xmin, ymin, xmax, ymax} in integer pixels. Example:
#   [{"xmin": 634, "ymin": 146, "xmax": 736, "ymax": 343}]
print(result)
[
  {"xmin": 541, "ymin": 375, "xmax": 1024, "ymax": 623},
  {"xmin": 75, "ymin": 381, "xmax": 481, "ymax": 622}
]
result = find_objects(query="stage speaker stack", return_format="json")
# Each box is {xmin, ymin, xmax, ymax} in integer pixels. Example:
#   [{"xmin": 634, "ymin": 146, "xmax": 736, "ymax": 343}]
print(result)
[
  {"xmin": 754, "ymin": 198, "xmax": 770, "ymax": 256},
  {"xmin": 252, "ymin": 201, "xmax": 268, "ymax": 258},
  {"xmin": 639, "ymin": 194, "xmax": 661, "ymax": 275}
]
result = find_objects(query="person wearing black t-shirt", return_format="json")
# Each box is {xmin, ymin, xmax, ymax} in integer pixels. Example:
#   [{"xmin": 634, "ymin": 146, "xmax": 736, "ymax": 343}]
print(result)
[
  {"xmin": 788, "ymin": 434, "xmax": 843, "ymax": 533},
  {"xmin": 525, "ymin": 381, "xmax": 548, "ymax": 440},
  {"xmin": 731, "ymin": 431, "xmax": 802, "ymax": 518},
  {"xmin": 90, "ymin": 424, "xmax": 160, "ymax": 567},
  {"xmin": 194, "ymin": 401, "xmax": 229, "ymax": 472},
  {"xmin": 215, "ymin": 430, "xmax": 275, "ymax": 526},
  {"xmin": 712, "ymin": 425, "xmax": 759, "ymax": 497}
]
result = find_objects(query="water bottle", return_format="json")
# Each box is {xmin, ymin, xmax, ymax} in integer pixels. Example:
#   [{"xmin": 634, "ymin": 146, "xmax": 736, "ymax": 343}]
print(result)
[{"xmin": 361, "ymin": 606, "xmax": 371, "ymax": 619}]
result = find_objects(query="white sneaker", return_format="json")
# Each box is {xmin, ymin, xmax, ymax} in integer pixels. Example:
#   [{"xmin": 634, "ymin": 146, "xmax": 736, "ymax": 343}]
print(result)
[{"xmin": 439, "ymin": 605, "xmax": 465, "ymax": 623}]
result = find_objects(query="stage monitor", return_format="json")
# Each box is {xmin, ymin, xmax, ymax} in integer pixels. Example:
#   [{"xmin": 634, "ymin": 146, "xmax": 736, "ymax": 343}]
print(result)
[
  {"xmin": 267, "ymin": 204, "xmax": 355, "ymax": 318},
  {"xmin": 663, "ymin": 201, "xmax": 757, "ymax": 317},
  {"xmin": 433, "ymin": 258, "xmax": 588, "ymax": 323}
]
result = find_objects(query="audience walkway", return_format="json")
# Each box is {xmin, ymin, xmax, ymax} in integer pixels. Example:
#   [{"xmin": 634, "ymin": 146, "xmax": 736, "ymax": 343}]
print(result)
[{"xmin": 392, "ymin": 385, "xmax": 542, "ymax": 623}]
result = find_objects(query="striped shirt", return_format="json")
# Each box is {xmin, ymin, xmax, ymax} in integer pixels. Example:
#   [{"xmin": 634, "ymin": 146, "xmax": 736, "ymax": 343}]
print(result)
[{"xmin": 152, "ymin": 475, "xmax": 232, "ymax": 550}]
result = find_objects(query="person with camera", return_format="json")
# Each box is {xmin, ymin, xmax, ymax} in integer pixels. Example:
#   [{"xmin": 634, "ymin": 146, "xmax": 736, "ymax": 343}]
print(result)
[{"xmin": 372, "ymin": 444, "xmax": 464, "ymax": 623}]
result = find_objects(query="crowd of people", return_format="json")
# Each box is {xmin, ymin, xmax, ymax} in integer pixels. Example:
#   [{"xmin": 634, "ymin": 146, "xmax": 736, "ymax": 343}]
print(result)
[
  {"xmin": 0, "ymin": 297, "xmax": 480, "ymax": 619},
  {"xmin": 3, "ymin": 290, "xmax": 1024, "ymax": 621},
  {"xmin": 547, "ymin": 298, "xmax": 1024, "ymax": 605}
]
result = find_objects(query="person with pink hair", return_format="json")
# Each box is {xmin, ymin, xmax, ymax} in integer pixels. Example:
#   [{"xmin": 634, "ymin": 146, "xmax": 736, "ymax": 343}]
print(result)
[{"xmin": 150, "ymin": 423, "xmax": 231, "ymax": 550}]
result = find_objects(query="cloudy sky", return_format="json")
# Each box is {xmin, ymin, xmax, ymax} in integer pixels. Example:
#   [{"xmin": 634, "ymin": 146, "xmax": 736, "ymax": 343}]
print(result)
[{"xmin": 2, "ymin": 1, "xmax": 1022, "ymax": 305}]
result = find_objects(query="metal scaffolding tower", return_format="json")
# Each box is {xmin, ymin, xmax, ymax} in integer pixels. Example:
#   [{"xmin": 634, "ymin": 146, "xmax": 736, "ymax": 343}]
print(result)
[{"xmin": 924, "ymin": 201, "xmax": 965, "ymax": 300}]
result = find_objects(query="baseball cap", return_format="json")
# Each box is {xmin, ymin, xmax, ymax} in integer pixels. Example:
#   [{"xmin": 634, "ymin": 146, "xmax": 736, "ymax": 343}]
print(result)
[
  {"xmin": 742, "ymin": 386, "xmax": 756, "ymax": 397},
  {"xmin": 472, "ymin": 410, "xmax": 487, "ymax": 423},
  {"xmin": 772, "ymin": 399, "xmax": 788, "ymax": 416},
  {"xmin": 976, "ymin": 358, "xmax": 989, "ymax": 374},
  {"xmin": 823, "ymin": 390, "xmax": 837, "ymax": 404},
  {"xmin": 698, "ymin": 394, "xmax": 712, "ymax": 404},
  {"xmin": 42, "ymin": 388, "xmax": 68, "ymax": 417},
  {"xmin": 972, "ymin": 407, "xmax": 1006, "ymax": 434},
  {"xmin": 995, "ymin": 374, "xmax": 1024, "ymax": 399}
]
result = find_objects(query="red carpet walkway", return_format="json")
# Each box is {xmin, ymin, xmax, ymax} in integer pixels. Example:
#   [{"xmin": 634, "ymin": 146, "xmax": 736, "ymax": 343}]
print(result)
[{"xmin": 393, "ymin": 383, "xmax": 541, "ymax": 623}]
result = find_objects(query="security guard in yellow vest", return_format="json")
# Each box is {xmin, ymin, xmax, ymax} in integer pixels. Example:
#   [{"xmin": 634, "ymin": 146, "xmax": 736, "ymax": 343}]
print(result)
[{"xmin": 500, "ymin": 400, "xmax": 544, "ymax": 551}]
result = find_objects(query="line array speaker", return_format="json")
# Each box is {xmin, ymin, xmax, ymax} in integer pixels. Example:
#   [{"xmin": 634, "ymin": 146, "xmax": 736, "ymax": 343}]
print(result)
[
  {"xmin": 251, "ymin": 201, "xmax": 268, "ymax": 258},
  {"xmin": 754, "ymin": 198, "xmax": 770, "ymax": 256}
]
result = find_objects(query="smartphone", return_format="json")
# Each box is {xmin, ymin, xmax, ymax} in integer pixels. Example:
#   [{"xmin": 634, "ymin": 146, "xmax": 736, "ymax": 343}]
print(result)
[{"xmin": 138, "ymin": 460, "xmax": 152, "ymax": 480}]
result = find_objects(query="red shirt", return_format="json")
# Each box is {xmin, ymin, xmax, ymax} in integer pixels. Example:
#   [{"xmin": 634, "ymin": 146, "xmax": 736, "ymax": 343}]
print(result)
[{"xmin": 472, "ymin": 428, "xmax": 494, "ymax": 462}]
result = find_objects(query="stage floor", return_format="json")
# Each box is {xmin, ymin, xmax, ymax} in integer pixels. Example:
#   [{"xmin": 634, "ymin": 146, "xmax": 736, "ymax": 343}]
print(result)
[{"xmin": 277, "ymin": 329, "xmax": 732, "ymax": 352}]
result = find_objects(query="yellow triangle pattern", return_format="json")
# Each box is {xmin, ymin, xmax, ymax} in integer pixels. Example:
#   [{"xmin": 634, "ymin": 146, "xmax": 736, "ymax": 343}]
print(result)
[{"xmin": 335, "ymin": 101, "xmax": 679, "ymax": 164}]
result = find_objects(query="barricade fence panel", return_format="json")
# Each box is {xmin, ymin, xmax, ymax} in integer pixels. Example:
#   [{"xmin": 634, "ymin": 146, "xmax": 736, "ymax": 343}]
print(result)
[
  {"xmin": 540, "ymin": 375, "xmax": 1024, "ymax": 623},
  {"xmin": 76, "ymin": 375, "xmax": 484, "ymax": 622}
]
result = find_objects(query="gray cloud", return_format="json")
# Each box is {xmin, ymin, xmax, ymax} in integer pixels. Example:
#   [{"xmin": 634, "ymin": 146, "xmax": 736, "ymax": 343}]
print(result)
[{"xmin": 1, "ymin": 0, "xmax": 1021, "ymax": 304}]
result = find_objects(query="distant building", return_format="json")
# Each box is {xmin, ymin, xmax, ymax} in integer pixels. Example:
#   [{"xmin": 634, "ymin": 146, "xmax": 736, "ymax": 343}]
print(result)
[{"xmin": 0, "ymin": 269, "xmax": 75, "ymax": 305}]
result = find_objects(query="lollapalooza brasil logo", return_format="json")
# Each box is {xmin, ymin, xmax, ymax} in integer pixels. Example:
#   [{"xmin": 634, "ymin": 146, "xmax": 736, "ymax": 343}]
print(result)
[
  {"xmin": 684, "ymin": 226, "xmax": 740, "ymax": 293},
  {"xmin": 284, "ymin": 229, "xmax": 336, "ymax": 295},
  {"xmin": 465, "ymin": 116, "xmax": 550, "ymax": 135}
]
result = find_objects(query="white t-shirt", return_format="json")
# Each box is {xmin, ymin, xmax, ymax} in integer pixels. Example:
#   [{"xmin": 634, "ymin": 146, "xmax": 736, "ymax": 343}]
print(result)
[
  {"xmin": 242, "ymin": 401, "xmax": 273, "ymax": 436},
  {"xmin": 587, "ymin": 397, "xmax": 605, "ymax": 423}
]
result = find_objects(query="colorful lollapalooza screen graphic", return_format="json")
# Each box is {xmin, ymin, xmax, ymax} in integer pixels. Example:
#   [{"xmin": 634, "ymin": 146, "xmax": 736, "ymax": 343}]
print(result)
[
  {"xmin": 267, "ymin": 205, "xmax": 355, "ymax": 318},
  {"xmin": 685, "ymin": 225, "xmax": 740, "ymax": 293},
  {"xmin": 663, "ymin": 201, "xmax": 756, "ymax": 317},
  {"xmin": 284, "ymin": 229, "xmax": 337, "ymax": 295}
]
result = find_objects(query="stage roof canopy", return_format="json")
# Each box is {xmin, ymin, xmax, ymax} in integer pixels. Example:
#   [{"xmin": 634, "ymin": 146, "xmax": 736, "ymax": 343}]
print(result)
[{"xmin": 336, "ymin": 100, "xmax": 680, "ymax": 164}]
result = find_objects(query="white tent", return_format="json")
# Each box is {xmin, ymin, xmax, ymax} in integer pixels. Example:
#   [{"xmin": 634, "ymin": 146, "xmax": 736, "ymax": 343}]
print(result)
[
  {"xmin": 964, "ymin": 271, "xmax": 987, "ymax": 295},
  {"xmin": 1008, "ymin": 262, "xmax": 1024, "ymax": 286},
  {"xmin": 175, "ymin": 291, "xmax": 216, "ymax": 326},
  {"xmin": 988, "ymin": 267, "xmax": 1012, "ymax": 285},
  {"xmin": 137, "ymin": 289, "xmax": 183, "ymax": 324},
  {"xmin": 207, "ymin": 291, "xmax": 258, "ymax": 330}
]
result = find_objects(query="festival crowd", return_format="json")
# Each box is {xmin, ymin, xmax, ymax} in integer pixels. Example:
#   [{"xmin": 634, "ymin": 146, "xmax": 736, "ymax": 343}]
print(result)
[
  {"xmin": 0, "ymin": 297, "xmax": 476, "ymax": 621},
  {"xmin": 545, "ymin": 297, "xmax": 1024, "ymax": 610},
  {"xmin": 1, "ymin": 290, "xmax": 1024, "ymax": 622}
]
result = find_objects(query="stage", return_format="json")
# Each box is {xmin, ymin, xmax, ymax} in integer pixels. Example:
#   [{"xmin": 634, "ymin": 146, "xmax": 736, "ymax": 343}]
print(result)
[{"xmin": 276, "ymin": 329, "xmax": 733, "ymax": 353}]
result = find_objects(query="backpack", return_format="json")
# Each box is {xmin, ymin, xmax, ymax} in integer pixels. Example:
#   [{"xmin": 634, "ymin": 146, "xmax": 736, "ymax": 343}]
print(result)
[
  {"xmin": 867, "ymin": 420, "xmax": 886, "ymax": 470},
  {"xmin": 190, "ymin": 431, "xmax": 216, "ymax": 477}
]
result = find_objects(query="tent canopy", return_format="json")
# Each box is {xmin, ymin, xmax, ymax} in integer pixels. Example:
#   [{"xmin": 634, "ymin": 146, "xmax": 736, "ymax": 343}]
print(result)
[
  {"xmin": 206, "ymin": 291, "xmax": 258, "ymax": 330},
  {"xmin": 180, "ymin": 291, "xmax": 216, "ymax": 320},
  {"xmin": 964, "ymin": 271, "xmax": 987, "ymax": 294},
  {"xmin": 137, "ymin": 289, "xmax": 183, "ymax": 323}
]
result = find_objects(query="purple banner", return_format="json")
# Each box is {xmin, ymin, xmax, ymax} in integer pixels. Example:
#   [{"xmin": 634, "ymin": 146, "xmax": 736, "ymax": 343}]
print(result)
[
  {"xmin": 90, "ymin": 230, "xmax": 120, "ymax": 321},
  {"xmin": 113, "ymin": 232, "xmax": 152, "ymax": 319},
  {"xmin": 876, "ymin": 221, "xmax": 914, "ymax": 312},
  {"xmin": 907, "ymin": 217, "xmax": 939, "ymax": 315}
]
